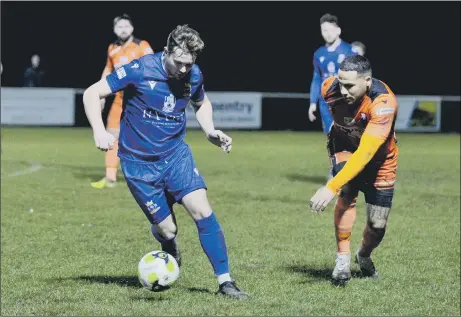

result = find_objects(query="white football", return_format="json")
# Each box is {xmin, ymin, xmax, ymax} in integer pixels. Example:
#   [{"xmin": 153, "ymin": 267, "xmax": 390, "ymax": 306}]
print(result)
[{"xmin": 137, "ymin": 250, "xmax": 180, "ymax": 290}]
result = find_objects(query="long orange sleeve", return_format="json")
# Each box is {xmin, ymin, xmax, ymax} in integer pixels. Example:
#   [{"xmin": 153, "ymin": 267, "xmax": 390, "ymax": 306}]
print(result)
[{"xmin": 326, "ymin": 133, "xmax": 385, "ymax": 193}]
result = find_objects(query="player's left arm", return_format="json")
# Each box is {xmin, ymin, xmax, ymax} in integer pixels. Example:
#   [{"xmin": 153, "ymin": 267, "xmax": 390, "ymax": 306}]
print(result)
[
  {"xmin": 140, "ymin": 40, "xmax": 154, "ymax": 56},
  {"xmin": 326, "ymin": 97, "xmax": 397, "ymax": 193},
  {"xmin": 190, "ymin": 75, "xmax": 232, "ymax": 153}
]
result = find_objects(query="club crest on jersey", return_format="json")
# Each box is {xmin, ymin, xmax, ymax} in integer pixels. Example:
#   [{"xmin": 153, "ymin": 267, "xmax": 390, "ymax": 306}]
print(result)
[
  {"xmin": 319, "ymin": 56, "xmax": 325, "ymax": 63},
  {"xmin": 183, "ymin": 83, "xmax": 192, "ymax": 98},
  {"xmin": 163, "ymin": 94, "xmax": 176, "ymax": 113},
  {"xmin": 116, "ymin": 67, "xmax": 126, "ymax": 79},
  {"xmin": 145, "ymin": 201, "xmax": 160, "ymax": 214}
]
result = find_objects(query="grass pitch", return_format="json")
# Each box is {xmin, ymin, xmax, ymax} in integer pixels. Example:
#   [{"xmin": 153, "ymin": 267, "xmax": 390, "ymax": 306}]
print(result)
[{"xmin": 1, "ymin": 128, "xmax": 459, "ymax": 316}]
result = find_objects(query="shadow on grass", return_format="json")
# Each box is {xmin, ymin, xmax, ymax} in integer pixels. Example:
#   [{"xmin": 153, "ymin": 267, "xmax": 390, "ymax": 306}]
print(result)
[
  {"xmin": 286, "ymin": 174, "xmax": 328, "ymax": 185},
  {"xmin": 286, "ymin": 265, "xmax": 362, "ymax": 286},
  {"xmin": 57, "ymin": 275, "xmax": 143, "ymax": 289},
  {"xmin": 185, "ymin": 287, "xmax": 214, "ymax": 294}
]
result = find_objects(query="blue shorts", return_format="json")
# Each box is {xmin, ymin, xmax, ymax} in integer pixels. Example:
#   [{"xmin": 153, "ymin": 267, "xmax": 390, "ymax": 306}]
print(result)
[
  {"xmin": 319, "ymin": 98, "xmax": 334, "ymax": 135},
  {"xmin": 120, "ymin": 142, "xmax": 207, "ymax": 225}
]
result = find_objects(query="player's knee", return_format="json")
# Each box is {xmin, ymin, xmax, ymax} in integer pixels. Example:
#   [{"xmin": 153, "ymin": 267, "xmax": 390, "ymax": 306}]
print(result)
[
  {"xmin": 106, "ymin": 128, "xmax": 120, "ymax": 140},
  {"xmin": 366, "ymin": 204, "xmax": 390, "ymax": 229},
  {"xmin": 156, "ymin": 218, "xmax": 177, "ymax": 240},
  {"xmin": 181, "ymin": 189, "xmax": 212, "ymax": 221}
]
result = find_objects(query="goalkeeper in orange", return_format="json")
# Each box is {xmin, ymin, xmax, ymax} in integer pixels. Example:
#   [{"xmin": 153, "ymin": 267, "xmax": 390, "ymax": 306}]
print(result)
[
  {"xmin": 91, "ymin": 14, "xmax": 154, "ymax": 189},
  {"xmin": 309, "ymin": 55, "xmax": 399, "ymax": 285}
]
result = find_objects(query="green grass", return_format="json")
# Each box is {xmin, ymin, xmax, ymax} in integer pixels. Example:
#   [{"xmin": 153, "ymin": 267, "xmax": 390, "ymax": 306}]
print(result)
[{"xmin": 1, "ymin": 127, "xmax": 460, "ymax": 316}]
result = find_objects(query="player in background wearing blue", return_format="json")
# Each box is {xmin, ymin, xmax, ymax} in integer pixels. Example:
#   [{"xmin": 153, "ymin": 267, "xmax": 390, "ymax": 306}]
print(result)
[
  {"xmin": 351, "ymin": 41, "xmax": 366, "ymax": 57},
  {"xmin": 83, "ymin": 25, "xmax": 248, "ymax": 299},
  {"xmin": 308, "ymin": 14, "xmax": 356, "ymax": 179}
]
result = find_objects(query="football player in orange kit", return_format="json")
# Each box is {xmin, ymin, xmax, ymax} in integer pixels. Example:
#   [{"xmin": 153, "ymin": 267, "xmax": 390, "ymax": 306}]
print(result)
[
  {"xmin": 91, "ymin": 14, "xmax": 154, "ymax": 189},
  {"xmin": 309, "ymin": 55, "xmax": 399, "ymax": 285}
]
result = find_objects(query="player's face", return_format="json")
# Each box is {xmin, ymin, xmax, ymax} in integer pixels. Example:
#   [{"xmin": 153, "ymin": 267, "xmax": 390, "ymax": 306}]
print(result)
[
  {"xmin": 114, "ymin": 19, "xmax": 134, "ymax": 41},
  {"xmin": 338, "ymin": 70, "xmax": 371, "ymax": 104},
  {"xmin": 164, "ymin": 47, "xmax": 196, "ymax": 79},
  {"xmin": 352, "ymin": 45, "xmax": 365, "ymax": 57},
  {"xmin": 321, "ymin": 22, "xmax": 340, "ymax": 45},
  {"xmin": 31, "ymin": 55, "xmax": 40, "ymax": 68}
]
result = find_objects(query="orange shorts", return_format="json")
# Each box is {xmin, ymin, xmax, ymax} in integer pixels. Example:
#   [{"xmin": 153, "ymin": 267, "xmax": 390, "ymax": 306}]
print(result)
[{"xmin": 107, "ymin": 93, "xmax": 123, "ymax": 130}]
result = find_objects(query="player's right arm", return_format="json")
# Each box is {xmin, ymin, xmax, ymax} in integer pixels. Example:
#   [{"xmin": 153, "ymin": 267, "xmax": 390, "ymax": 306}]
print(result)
[
  {"xmin": 83, "ymin": 79, "xmax": 114, "ymax": 151},
  {"xmin": 308, "ymin": 54, "xmax": 322, "ymax": 121},
  {"xmin": 83, "ymin": 60, "xmax": 142, "ymax": 151}
]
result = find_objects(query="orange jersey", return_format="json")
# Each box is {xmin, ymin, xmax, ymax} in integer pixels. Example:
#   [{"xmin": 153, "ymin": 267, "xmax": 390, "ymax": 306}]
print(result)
[
  {"xmin": 105, "ymin": 38, "xmax": 153, "ymax": 129},
  {"xmin": 105, "ymin": 37, "xmax": 153, "ymax": 72},
  {"xmin": 322, "ymin": 76, "xmax": 398, "ymax": 164}
]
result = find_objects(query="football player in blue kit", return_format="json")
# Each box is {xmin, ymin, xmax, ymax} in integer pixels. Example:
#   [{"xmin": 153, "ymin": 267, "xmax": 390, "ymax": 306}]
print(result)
[
  {"xmin": 308, "ymin": 14, "xmax": 357, "ymax": 179},
  {"xmin": 83, "ymin": 25, "xmax": 248, "ymax": 299}
]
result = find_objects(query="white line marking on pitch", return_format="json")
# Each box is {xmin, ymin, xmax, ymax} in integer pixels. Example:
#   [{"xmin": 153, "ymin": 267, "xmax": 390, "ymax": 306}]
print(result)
[{"xmin": 8, "ymin": 162, "xmax": 42, "ymax": 177}]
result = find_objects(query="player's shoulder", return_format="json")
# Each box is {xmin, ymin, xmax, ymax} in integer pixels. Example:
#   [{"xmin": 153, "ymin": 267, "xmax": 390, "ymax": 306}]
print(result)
[
  {"xmin": 132, "ymin": 37, "xmax": 143, "ymax": 45},
  {"xmin": 189, "ymin": 64, "xmax": 203, "ymax": 84},
  {"xmin": 136, "ymin": 52, "xmax": 159, "ymax": 66},
  {"xmin": 133, "ymin": 37, "xmax": 151, "ymax": 47},
  {"xmin": 313, "ymin": 45, "xmax": 327, "ymax": 57},
  {"xmin": 368, "ymin": 78, "xmax": 396, "ymax": 102},
  {"xmin": 339, "ymin": 41, "xmax": 355, "ymax": 54},
  {"xmin": 341, "ymin": 41, "xmax": 353, "ymax": 49},
  {"xmin": 367, "ymin": 78, "xmax": 398, "ymax": 113}
]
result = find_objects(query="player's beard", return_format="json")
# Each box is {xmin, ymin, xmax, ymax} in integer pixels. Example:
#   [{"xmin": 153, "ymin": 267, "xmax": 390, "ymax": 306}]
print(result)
[{"xmin": 118, "ymin": 33, "xmax": 132, "ymax": 43}]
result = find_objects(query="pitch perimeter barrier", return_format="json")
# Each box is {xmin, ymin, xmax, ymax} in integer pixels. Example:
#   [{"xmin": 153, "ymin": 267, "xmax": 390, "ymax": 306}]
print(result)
[{"xmin": 1, "ymin": 87, "xmax": 459, "ymax": 133}]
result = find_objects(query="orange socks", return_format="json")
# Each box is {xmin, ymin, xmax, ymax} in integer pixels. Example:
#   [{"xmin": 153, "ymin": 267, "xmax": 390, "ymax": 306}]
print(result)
[
  {"xmin": 105, "ymin": 140, "xmax": 119, "ymax": 182},
  {"xmin": 334, "ymin": 197, "xmax": 357, "ymax": 255}
]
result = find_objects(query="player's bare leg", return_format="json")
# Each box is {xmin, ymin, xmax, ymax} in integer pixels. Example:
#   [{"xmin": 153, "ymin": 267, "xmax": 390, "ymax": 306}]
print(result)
[
  {"xmin": 151, "ymin": 213, "xmax": 181, "ymax": 267},
  {"xmin": 355, "ymin": 203, "xmax": 391, "ymax": 278},
  {"xmin": 332, "ymin": 195, "xmax": 357, "ymax": 286},
  {"xmin": 181, "ymin": 189, "xmax": 248, "ymax": 299},
  {"xmin": 91, "ymin": 99, "xmax": 122, "ymax": 189},
  {"xmin": 91, "ymin": 128, "xmax": 120, "ymax": 188}
]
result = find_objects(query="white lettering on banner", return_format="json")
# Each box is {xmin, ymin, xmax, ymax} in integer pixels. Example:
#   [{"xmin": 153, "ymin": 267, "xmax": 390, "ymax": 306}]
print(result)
[
  {"xmin": 395, "ymin": 96, "xmax": 442, "ymax": 132},
  {"xmin": 1, "ymin": 87, "xmax": 75, "ymax": 125},
  {"xmin": 186, "ymin": 92, "xmax": 262, "ymax": 129}
]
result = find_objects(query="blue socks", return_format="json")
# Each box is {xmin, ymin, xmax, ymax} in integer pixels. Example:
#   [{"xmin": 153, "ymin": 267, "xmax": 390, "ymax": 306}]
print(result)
[{"xmin": 195, "ymin": 212, "xmax": 230, "ymax": 276}]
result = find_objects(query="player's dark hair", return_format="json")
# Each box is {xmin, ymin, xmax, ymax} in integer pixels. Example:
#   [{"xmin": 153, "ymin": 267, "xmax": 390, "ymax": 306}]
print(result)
[
  {"xmin": 166, "ymin": 25, "xmax": 204, "ymax": 57},
  {"xmin": 113, "ymin": 14, "xmax": 133, "ymax": 27},
  {"xmin": 320, "ymin": 13, "xmax": 339, "ymax": 26},
  {"xmin": 340, "ymin": 55, "xmax": 372, "ymax": 76}
]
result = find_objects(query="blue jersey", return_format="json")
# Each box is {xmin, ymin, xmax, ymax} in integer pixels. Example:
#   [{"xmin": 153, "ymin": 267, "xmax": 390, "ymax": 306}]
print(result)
[
  {"xmin": 105, "ymin": 52, "xmax": 205, "ymax": 162},
  {"xmin": 309, "ymin": 40, "xmax": 356, "ymax": 105}
]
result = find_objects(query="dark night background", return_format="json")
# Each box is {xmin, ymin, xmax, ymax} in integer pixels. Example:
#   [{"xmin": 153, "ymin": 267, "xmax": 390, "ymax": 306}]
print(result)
[{"xmin": 1, "ymin": 1, "xmax": 460, "ymax": 96}]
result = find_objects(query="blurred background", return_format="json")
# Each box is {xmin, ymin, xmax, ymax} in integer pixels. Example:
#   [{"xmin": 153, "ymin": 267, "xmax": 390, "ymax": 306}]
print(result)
[{"xmin": 1, "ymin": 1, "xmax": 460, "ymax": 132}]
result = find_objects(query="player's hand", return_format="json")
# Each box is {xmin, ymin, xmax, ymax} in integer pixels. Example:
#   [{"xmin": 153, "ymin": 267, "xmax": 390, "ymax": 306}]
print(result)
[
  {"xmin": 207, "ymin": 130, "xmax": 232, "ymax": 153},
  {"xmin": 309, "ymin": 186, "xmax": 336, "ymax": 213},
  {"xmin": 308, "ymin": 103, "xmax": 317, "ymax": 122},
  {"xmin": 93, "ymin": 130, "xmax": 115, "ymax": 152}
]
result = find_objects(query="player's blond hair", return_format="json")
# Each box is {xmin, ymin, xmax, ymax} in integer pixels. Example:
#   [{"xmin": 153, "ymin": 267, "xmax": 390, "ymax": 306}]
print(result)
[{"xmin": 166, "ymin": 25, "xmax": 205, "ymax": 57}]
